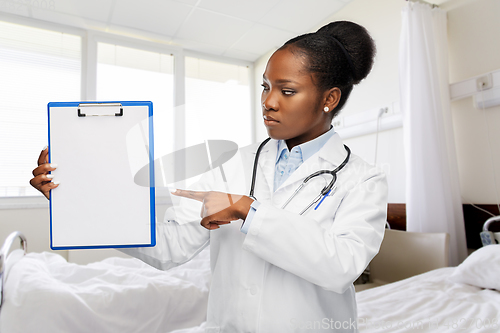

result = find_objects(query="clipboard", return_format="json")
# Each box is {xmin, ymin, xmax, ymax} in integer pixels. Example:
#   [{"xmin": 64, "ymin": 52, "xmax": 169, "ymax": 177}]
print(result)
[{"xmin": 47, "ymin": 101, "xmax": 155, "ymax": 250}]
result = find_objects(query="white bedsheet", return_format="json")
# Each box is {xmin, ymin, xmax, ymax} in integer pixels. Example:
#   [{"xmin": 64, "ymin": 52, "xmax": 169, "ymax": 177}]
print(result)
[
  {"xmin": 0, "ymin": 248, "xmax": 211, "ymax": 333},
  {"xmin": 356, "ymin": 267, "xmax": 500, "ymax": 332},
  {"xmin": 5, "ymin": 251, "xmax": 499, "ymax": 333}
]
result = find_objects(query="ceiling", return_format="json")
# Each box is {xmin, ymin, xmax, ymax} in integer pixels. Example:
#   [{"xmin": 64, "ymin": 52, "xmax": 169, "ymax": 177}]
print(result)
[{"xmin": 0, "ymin": 0, "xmax": 355, "ymax": 62}]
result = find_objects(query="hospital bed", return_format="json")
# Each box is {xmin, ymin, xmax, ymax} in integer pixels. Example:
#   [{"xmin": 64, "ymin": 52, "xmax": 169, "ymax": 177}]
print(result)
[
  {"xmin": 356, "ymin": 219, "xmax": 500, "ymax": 332},
  {"xmin": 1, "ymin": 218, "xmax": 499, "ymax": 333},
  {"xmin": 355, "ymin": 228, "xmax": 450, "ymax": 291},
  {"xmin": 0, "ymin": 231, "xmax": 211, "ymax": 333}
]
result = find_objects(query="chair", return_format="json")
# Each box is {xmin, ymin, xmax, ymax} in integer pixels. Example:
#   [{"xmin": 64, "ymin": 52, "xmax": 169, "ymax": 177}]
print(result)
[{"xmin": 355, "ymin": 229, "xmax": 449, "ymax": 292}]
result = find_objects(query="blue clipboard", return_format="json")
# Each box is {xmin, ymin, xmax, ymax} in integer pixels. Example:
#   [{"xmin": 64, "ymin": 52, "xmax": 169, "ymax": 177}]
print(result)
[{"xmin": 47, "ymin": 101, "xmax": 155, "ymax": 250}]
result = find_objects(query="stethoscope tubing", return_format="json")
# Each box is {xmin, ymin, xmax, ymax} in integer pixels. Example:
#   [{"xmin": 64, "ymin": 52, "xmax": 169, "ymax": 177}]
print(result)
[
  {"xmin": 249, "ymin": 137, "xmax": 271, "ymax": 200},
  {"xmin": 249, "ymin": 138, "xmax": 351, "ymax": 215}
]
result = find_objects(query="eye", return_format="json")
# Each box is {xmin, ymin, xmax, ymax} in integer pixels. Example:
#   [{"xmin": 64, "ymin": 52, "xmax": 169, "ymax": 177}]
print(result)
[
  {"xmin": 261, "ymin": 84, "xmax": 269, "ymax": 91},
  {"xmin": 282, "ymin": 89, "xmax": 295, "ymax": 96}
]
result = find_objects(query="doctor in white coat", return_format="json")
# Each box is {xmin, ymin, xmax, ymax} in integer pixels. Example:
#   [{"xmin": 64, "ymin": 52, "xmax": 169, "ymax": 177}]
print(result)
[{"xmin": 31, "ymin": 21, "xmax": 387, "ymax": 333}]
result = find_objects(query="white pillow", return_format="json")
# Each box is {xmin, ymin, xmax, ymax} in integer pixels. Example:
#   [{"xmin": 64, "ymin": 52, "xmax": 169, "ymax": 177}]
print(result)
[{"xmin": 449, "ymin": 244, "xmax": 500, "ymax": 291}]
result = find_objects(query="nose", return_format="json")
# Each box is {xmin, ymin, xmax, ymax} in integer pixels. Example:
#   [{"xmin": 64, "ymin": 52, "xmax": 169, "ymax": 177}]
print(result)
[{"xmin": 261, "ymin": 90, "xmax": 278, "ymax": 111}]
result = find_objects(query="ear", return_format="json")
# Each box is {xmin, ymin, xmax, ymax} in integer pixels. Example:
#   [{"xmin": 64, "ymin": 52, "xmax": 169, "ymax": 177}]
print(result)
[{"xmin": 323, "ymin": 87, "xmax": 341, "ymax": 113}]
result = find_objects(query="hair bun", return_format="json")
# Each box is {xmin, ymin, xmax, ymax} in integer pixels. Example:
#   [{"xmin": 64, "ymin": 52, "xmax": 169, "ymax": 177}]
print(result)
[
  {"xmin": 316, "ymin": 21, "xmax": 376, "ymax": 85},
  {"xmin": 279, "ymin": 20, "xmax": 376, "ymax": 115}
]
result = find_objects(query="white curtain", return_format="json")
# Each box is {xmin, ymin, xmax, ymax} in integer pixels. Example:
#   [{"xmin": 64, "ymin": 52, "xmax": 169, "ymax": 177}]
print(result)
[{"xmin": 400, "ymin": 2, "xmax": 467, "ymax": 266}]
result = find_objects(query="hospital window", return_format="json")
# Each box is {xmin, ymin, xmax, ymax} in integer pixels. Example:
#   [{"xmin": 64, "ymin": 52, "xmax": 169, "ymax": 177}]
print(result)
[
  {"xmin": 185, "ymin": 57, "xmax": 251, "ymax": 148},
  {"xmin": 96, "ymin": 43, "xmax": 175, "ymax": 163},
  {"xmin": 0, "ymin": 21, "xmax": 81, "ymax": 197},
  {"xmin": 0, "ymin": 20, "xmax": 253, "ymax": 199}
]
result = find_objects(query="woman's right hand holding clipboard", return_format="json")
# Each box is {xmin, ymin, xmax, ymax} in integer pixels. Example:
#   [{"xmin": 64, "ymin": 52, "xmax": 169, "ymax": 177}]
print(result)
[{"xmin": 30, "ymin": 147, "xmax": 59, "ymax": 199}]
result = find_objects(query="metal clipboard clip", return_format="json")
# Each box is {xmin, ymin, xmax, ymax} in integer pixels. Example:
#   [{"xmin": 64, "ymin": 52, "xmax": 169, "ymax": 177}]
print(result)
[{"xmin": 77, "ymin": 103, "xmax": 124, "ymax": 117}]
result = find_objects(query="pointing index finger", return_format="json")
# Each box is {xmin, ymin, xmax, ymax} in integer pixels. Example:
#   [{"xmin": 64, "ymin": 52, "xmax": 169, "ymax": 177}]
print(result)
[{"xmin": 171, "ymin": 189, "xmax": 207, "ymax": 202}]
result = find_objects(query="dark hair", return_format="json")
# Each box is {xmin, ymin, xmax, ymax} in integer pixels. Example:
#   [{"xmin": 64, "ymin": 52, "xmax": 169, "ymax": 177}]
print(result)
[{"xmin": 280, "ymin": 21, "xmax": 376, "ymax": 117}]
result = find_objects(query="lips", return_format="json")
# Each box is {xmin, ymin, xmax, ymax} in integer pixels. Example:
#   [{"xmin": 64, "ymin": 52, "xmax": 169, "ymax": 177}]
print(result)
[
  {"xmin": 263, "ymin": 115, "xmax": 279, "ymax": 122},
  {"xmin": 263, "ymin": 115, "xmax": 279, "ymax": 127}
]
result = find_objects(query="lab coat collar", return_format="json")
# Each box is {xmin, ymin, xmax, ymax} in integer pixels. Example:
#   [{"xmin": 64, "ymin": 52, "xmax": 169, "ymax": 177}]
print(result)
[
  {"xmin": 317, "ymin": 132, "xmax": 349, "ymax": 168},
  {"xmin": 275, "ymin": 133, "xmax": 348, "ymax": 192}
]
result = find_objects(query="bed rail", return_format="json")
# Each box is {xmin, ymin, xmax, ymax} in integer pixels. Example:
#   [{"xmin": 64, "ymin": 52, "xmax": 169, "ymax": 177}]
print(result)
[
  {"xmin": 0, "ymin": 231, "xmax": 27, "ymax": 309},
  {"xmin": 481, "ymin": 215, "xmax": 500, "ymax": 246}
]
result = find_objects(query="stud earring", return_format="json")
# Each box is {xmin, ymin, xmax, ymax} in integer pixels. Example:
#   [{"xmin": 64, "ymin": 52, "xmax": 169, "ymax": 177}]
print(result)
[{"xmin": 324, "ymin": 107, "xmax": 329, "ymax": 112}]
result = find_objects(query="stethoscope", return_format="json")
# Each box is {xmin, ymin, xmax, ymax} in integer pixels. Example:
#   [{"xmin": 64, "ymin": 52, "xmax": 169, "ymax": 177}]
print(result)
[{"xmin": 249, "ymin": 137, "xmax": 351, "ymax": 215}]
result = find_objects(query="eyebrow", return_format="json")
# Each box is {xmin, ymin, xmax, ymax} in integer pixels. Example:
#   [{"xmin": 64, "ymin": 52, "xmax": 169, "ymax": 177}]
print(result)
[{"xmin": 262, "ymin": 76, "xmax": 298, "ymax": 84}]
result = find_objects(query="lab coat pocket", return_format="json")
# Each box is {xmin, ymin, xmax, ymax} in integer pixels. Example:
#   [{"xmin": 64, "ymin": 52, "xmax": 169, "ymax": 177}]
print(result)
[{"xmin": 307, "ymin": 191, "xmax": 344, "ymax": 227}]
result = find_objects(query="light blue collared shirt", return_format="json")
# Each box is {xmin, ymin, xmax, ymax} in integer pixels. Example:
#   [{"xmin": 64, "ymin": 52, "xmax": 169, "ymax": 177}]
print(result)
[{"xmin": 241, "ymin": 127, "xmax": 335, "ymax": 234}]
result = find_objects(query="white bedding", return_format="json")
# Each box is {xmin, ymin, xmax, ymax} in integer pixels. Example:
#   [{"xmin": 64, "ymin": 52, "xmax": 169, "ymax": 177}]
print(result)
[
  {"xmin": 356, "ymin": 267, "xmax": 500, "ymax": 332},
  {"xmin": 0, "ymin": 248, "xmax": 211, "ymax": 333},
  {"xmin": 3, "ymin": 246, "xmax": 500, "ymax": 333},
  {"xmin": 171, "ymin": 266, "xmax": 500, "ymax": 333}
]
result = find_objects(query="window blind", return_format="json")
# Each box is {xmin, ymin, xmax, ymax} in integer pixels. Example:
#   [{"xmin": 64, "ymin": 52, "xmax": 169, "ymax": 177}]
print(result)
[{"xmin": 0, "ymin": 21, "xmax": 81, "ymax": 197}]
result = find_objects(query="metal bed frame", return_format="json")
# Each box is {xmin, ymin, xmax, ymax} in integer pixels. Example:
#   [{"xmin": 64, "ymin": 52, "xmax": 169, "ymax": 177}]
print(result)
[
  {"xmin": 0, "ymin": 231, "xmax": 27, "ymax": 310},
  {"xmin": 481, "ymin": 215, "xmax": 500, "ymax": 246}
]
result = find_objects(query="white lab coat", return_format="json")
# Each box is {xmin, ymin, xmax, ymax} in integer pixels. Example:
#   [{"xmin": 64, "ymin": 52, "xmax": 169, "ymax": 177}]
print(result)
[{"xmin": 122, "ymin": 133, "xmax": 388, "ymax": 333}]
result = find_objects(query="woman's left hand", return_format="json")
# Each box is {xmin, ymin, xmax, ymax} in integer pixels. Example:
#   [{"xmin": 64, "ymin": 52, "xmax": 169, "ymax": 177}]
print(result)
[{"xmin": 172, "ymin": 190, "xmax": 254, "ymax": 230}]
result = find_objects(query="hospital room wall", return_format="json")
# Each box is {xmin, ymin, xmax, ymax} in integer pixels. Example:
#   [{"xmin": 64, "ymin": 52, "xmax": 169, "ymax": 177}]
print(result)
[
  {"xmin": 447, "ymin": 0, "xmax": 500, "ymax": 205},
  {"xmin": 255, "ymin": 0, "xmax": 500, "ymax": 205},
  {"xmin": 0, "ymin": 207, "xmax": 68, "ymax": 260}
]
